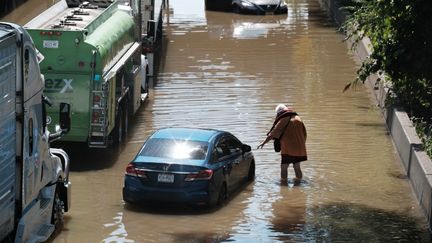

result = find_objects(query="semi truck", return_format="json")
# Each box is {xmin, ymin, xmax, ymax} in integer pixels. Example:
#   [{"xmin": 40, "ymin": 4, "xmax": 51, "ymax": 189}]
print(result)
[
  {"xmin": 0, "ymin": 22, "xmax": 71, "ymax": 242},
  {"xmin": 25, "ymin": 0, "xmax": 150, "ymax": 148}
]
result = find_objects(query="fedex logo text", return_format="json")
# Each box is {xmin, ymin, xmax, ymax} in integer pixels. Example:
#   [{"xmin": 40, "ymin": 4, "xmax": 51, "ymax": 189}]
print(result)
[{"xmin": 45, "ymin": 79, "xmax": 73, "ymax": 93}]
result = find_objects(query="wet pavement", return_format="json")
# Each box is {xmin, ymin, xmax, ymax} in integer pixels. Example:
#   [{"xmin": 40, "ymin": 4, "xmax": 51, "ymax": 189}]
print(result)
[{"xmin": 2, "ymin": 0, "xmax": 431, "ymax": 242}]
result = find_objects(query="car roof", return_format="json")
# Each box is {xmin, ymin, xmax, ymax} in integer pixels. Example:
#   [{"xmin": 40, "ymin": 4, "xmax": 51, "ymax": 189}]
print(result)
[{"xmin": 151, "ymin": 127, "xmax": 224, "ymax": 142}]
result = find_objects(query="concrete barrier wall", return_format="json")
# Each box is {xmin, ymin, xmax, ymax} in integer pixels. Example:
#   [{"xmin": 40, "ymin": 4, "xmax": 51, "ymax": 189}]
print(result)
[{"xmin": 318, "ymin": 0, "xmax": 432, "ymax": 229}]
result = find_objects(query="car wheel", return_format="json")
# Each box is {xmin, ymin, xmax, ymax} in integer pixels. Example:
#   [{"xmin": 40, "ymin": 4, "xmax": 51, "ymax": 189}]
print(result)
[
  {"xmin": 247, "ymin": 161, "xmax": 255, "ymax": 181},
  {"xmin": 216, "ymin": 182, "xmax": 227, "ymax": 206},
  {"xmin": 51, "ymin": 184, "xmax": 64, "ymax": 231},
  {"xmin": 123, "ymin": 196, "xmax": 133, "ymax": 205}
]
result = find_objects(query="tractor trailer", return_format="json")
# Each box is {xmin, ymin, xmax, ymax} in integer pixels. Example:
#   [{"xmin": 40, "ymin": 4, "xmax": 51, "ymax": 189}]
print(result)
[
  {"xmin": 25, "ymin": 0, "xmax": 150, "ymax": 148},
  {"xmin": 0, "ymin": 22, "xmax": 71, "ymax": 242}
]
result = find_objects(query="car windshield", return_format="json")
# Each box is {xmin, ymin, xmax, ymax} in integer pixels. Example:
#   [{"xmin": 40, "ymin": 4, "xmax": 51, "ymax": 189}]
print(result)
[{"xmin": 139, "ymin": 138, "xmax": 209, "ymax": 160}]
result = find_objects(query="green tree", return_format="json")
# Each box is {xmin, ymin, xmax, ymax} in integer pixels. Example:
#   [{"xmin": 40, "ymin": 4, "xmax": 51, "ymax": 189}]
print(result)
[{"xmin": 341, "ymin": 0, "xmax": 432, "ymax": 155}]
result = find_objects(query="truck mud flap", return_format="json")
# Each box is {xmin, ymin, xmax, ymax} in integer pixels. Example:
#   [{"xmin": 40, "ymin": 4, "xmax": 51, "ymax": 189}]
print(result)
[
  {"xmin": 50, "ymin": 148, "xmax": 71, "ymax": 212},
  {"xmin": 58, "ymin": 181, "xmax": 71, "ymax": 212}
]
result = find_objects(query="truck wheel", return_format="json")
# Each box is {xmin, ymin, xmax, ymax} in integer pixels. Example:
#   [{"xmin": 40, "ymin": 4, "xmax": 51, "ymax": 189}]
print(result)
[{"xmin": 51, "ymin": 185, "xmax": 64, "ymax": 231}]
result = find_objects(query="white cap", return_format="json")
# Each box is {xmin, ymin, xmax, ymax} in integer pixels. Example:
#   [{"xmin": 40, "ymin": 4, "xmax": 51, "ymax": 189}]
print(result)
[{"xmin": 275, "ymin": 104, "xmax": 287, "ymax": 114}]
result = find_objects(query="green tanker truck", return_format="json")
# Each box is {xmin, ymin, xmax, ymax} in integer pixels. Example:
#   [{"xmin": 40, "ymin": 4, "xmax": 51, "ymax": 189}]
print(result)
[{"xmin": 24, "ymin": 0, "xmax": 149, "ymax": 148}]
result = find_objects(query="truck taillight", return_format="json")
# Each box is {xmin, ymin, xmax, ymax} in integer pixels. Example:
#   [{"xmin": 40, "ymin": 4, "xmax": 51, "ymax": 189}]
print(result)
[
  {"xmin": 126, "ymin": 163, "xmax": 147, "ymax": 178},
  {"xmin": 92, "ymin": 111, "xmax": 101, "ymax": 123},
  {"xmin": 184, "ymin": 169, "xmax": 213, "ymax": 181},
  {"xmin": 40, "ymin": 31, "xmax": 62, "ymax": 36},
  {"xmin": 93, "ymin": 94, "xmax": 101, "ymax": 103}
]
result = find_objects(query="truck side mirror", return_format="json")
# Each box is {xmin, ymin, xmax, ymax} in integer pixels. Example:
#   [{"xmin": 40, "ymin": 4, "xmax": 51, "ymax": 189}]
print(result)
[{"xmin": 59, "ymin": 103, "xmax": 71, "ymax": 134}]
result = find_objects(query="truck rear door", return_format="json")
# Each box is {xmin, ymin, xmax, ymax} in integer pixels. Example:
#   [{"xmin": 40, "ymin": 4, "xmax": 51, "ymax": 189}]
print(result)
[{"xmin": 0, "ymin": 27, "xmax": 17, "ymax": 241}]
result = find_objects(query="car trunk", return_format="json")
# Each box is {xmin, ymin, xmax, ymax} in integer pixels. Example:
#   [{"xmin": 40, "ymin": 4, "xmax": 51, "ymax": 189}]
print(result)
[{"xmin": 133, "ymin": 162, "xmax": 209, "ymax": 188}]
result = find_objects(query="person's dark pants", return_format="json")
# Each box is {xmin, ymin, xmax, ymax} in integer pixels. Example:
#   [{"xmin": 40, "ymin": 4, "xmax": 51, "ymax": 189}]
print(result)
[{"xmin": 281, "ymin": 154, "xmax": 307, "ymax": 180}]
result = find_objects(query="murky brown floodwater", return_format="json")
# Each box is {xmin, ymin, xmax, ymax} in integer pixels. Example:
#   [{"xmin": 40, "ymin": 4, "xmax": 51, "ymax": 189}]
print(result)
[{"xmin": 3, "ymin": 0, "xmax": 431, "ymax": 242}]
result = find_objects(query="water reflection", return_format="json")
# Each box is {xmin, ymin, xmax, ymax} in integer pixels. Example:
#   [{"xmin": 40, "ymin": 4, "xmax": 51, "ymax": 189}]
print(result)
[
  {"xmin": 270, "ymin": 185, "xmax": 307, "ymax": 242},
  {"xmin": 206, "ymin": 11, "xmax": 289, "ymax": 39},
  {"xmin": 102, "ymin": 212, "xmax": 130, "ymax": 243},
  {"xmin": 120, "ymin": 189, "xmax": 251, "ymax": 242}
]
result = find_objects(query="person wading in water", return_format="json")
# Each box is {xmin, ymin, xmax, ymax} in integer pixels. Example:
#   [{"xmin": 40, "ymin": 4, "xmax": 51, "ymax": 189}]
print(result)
[{"xmin": 257, "ymin": 104, "xmax": 308, "ymax": 184}]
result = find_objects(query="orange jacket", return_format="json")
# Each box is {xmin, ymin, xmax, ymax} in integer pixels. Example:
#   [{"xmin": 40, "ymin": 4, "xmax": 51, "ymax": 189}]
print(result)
[{"xmin": 269, "ymin": 114, "xmax": 307, "ymax": 156}]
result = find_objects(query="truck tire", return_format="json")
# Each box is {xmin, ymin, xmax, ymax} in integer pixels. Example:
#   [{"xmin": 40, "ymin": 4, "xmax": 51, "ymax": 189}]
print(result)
[{"xmin": 51, "ymin": 185, "xmax": 64, "ymax": 231}]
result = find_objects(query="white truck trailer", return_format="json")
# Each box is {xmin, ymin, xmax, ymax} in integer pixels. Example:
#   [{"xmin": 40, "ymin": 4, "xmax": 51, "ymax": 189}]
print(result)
[{"xmin": 0, "ymin": 22, "xmax": 71, "ymax": 243}]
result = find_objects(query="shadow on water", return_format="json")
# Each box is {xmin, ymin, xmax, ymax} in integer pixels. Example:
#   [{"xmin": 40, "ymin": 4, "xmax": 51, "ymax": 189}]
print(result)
[
  {"xmin": 0, "ymin": 0, "xmax": 27, "ymax": 18},
  {"xmin": 53, "ymin": 142, "xmax": 123, "ymax": 171},
  {"xmin": 168, "ymin": 232, "xmax": 232, "ymax": 243},
  {"xmin": 119, "ymin": 182, "xmax": 255, "ymax": 242},
  {"xmin": 124, "ymin": 180, "xmax": 254, "ymax": 215},
  {"xmin": 124, "ymin": 202, "xmax": 217, "ymax": 215},
  {"xmin": 307, "ymin": 7, "xmax": 337, "ymax": 27},
  {"xmin": 355, "ymin": 122, "xmax": 387, "ymax": 128},
  {"xmin": 272, "ymin": 202, "xmax": 431, "ymax": 242}
]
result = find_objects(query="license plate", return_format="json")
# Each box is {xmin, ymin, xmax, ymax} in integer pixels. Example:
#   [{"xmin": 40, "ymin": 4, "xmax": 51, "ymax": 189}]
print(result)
[
  {"xmin": 157, "ymin": 173, "xmax": 174, "ymax": 183},
  {"xmin": 43, "ymin": 40, "xmax": 59, "ymax": 48}
]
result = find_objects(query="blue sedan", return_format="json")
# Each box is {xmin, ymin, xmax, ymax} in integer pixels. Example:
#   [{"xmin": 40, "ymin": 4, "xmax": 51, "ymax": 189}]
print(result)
[{"xmin": 122, "ymin": 128, "xmax": 255, "ymax": 207}]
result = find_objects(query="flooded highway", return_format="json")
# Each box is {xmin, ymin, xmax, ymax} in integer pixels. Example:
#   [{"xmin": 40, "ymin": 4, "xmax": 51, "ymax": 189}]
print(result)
[{"xmin": 2, "ymin": 0, "xmax": 431, "ymax": 242}]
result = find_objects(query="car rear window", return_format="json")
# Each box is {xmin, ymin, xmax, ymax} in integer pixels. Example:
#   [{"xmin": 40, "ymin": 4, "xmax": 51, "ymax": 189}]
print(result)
[{"xmin": 139, "ymin": 138, "xmax": 209, "ymax": 160}]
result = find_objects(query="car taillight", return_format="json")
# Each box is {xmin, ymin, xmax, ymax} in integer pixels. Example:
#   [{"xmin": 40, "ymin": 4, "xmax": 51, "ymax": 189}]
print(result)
[
  {"xmin": 125, "ymin": 163, "xmax": 147, "ymax": 178},
  {"xmin": 184, "ymin": 169, "xmax": 213, "ymax": 181}
]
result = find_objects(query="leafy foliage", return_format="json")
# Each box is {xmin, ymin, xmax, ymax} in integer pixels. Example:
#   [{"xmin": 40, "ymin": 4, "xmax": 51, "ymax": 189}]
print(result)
[{"xmin": 340, "ymin": 0, "xmax": 432, "ymax": 157}]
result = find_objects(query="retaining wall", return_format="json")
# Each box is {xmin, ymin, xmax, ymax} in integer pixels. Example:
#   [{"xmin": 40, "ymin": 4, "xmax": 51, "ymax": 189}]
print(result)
[{"xmin": 318, "ymin": 0, "xmax": 432, "ymax": 229}]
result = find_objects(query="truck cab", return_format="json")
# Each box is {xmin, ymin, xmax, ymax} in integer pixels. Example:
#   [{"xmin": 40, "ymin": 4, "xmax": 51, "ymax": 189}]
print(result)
[{"xmin": 0, "ymin": 22, "xmax": 71, "ymax": 243}]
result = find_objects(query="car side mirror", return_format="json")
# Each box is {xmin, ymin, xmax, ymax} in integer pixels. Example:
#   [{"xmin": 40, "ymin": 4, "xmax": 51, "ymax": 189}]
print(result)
[
  {"xmin": 242, "ymin": 144, "xmax": 251, "ymax": 153},
  {"xmin": 59, "ymin": 102, "xmax": 71, "ymax": 134}
]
